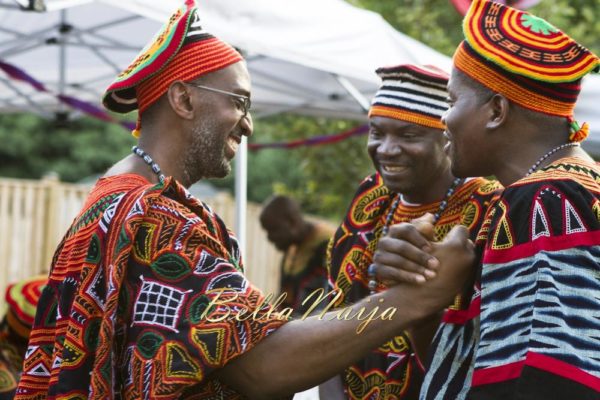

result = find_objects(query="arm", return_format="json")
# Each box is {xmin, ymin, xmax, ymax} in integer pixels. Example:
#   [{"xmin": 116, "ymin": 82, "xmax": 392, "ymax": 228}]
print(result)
[{"xmin": 215, "ymin": 225, "xmax": 475, "ymax": 399}]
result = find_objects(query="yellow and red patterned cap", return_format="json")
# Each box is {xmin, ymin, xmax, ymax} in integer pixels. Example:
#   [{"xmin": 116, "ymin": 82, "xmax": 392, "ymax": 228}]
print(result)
[
  {"xmin": 103, "ymin": 1, "xmax": 243, "ymax": 136},
  {"xmin": 5, "ymin": 275, "xmax": 46, "ymax": 339},
  {"xmin": 454, "ymin": 0, "xmax": 599, "ymax": 141}
]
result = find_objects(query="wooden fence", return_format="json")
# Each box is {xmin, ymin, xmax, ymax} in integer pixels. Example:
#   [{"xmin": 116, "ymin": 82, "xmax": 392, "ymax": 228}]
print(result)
[{"xmin": 0, "ymin": 176, "xmax": 282, "ymax": 300}]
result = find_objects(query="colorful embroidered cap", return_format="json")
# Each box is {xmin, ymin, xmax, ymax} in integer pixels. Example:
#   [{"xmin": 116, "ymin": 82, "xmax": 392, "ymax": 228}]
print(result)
[
  {"xmin": 454, "ymin": 0, "xmax": 600, "ymax": 142},
  {"xmin": 369, "ymin": 64, "xmax": 450, "ymax": 130},
  {"xmin": 5, "ymin": 276, "xmax": 46, "ymax": 340},
  {"xmin": 102, "ymin": 0, "xmax": 243, "ymax": 137}
]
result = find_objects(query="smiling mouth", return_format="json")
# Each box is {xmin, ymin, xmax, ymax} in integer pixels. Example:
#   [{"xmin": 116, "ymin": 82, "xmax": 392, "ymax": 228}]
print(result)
[
  {"xmin": 381, "ymin": 165, "xmax": 408, "ymax": 173},
  {"xmin": 226, "ymin": 136, "xmax": 241, "ymax": 158}
]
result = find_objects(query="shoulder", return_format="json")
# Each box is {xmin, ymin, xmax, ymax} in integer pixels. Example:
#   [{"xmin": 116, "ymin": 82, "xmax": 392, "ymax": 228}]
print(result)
[
  {"xmin": 456, "ymin": 178, "xmax": 503, "ymax": 235},
  {"xmin": 485, "ymin": 159, "xmax": 600, "ymax": 249},
  {"xmin": 134, "ymin": 180, "xmax": 237, "ymax": 259},
  {"xmin": 460, "ymin": 177, "xmax": 503, "ymax": 202}
]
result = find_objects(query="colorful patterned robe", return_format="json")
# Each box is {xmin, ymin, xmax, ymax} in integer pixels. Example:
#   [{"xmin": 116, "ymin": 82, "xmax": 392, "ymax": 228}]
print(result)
[
  {"xmin": 421, "ymin": 157, "xmax": 600, "ymax": 399},
  {"xmin": 0, "ymin": 276, "xmax": 46, "ymax": 399},
  {"xmin": 15, "ymin": 174, "xmax": 286, "ymax": 400},
  {"xmin": 328, "ymin": 173, "xmax": 500, "ymax": 400}
]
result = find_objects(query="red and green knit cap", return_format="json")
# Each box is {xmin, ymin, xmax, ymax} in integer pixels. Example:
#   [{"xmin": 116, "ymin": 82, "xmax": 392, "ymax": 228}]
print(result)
[
  {"xmin": 102, "ymin": 0, "xmax": 243, "ymax": 137},
  {"xmin": 5, "ymin": 276, "xmax": 46, "ymax": 340},
  {"xmin": 369, "ymin": 64, "xmax": 450, "ymax": 130},
  {"xmin": 454, "ymin": 0, "xmax": 600, "ymax": 142}
]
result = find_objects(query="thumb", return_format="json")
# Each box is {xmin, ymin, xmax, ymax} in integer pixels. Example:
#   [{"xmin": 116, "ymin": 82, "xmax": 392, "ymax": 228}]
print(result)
[
  {"xmin": 411, "ymin": 213, "xmax": 435, "ymax": 241},
  {"xmin": 442, "ymin": 225, "xmax": 472, "ymax": 249}
]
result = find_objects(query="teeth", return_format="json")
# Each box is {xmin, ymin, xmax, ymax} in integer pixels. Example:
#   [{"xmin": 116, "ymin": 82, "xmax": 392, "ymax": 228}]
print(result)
[{"xmin": 383, "ymin": 165, "xmax": 406, "ymax": 173}]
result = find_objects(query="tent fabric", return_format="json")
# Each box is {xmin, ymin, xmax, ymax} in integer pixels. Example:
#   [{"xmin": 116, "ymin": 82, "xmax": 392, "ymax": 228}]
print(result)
[{"xmin": 0, "ymin": 0, "xmax": 452, "ymax": 122}]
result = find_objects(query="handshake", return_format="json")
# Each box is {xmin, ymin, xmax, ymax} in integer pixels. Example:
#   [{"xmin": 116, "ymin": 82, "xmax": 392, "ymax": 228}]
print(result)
[{"xmin": 371, "ymin": 213, "xmax": 477, "ymax": 313}]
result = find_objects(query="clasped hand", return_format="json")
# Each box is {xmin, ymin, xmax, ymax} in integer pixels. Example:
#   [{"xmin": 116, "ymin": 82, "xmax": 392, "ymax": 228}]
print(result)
[{"xmin": 371, "ymin": 213, "xmax": 476, "ymax": 305}]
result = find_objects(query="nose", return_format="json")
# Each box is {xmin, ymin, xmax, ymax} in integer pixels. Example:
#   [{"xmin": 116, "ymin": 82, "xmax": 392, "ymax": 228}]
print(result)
[
  {"xmin": 378, "ymin": 135, "xmax": 401, "ymax": 157},
  {"xmin": 240, "ymin": 112, "xmax": 253, "ymax": 138}
]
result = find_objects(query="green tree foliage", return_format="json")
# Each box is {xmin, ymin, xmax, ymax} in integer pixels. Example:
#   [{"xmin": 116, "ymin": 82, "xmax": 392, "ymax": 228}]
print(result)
[
  {"xmin": 349, "ymin": 0, "xmax": 464, "ymax": 56},
  {"xmin": 349, "ymin": 0, "xmax": 600, "ymax": 56},
  {"xmin": 0, "ymin": 113, "xmax": 134, "ymax": 182}
]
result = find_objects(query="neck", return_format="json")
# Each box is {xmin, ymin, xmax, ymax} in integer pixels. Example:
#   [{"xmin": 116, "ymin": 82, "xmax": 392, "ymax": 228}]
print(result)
[
  {"xmin": 495, "ymin": 141, "xmax": 585, "ymax": 186},
  {"xmin": 136, "ymin": 133, "xmax": 196, "ymax": 188},
  {"xmin": 296, "ymin": 221, "xmax": 315, "ymax": 245}
]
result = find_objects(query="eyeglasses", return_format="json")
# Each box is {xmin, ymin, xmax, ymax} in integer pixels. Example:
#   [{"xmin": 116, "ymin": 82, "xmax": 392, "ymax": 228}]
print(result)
[{"xmin": 187, "ymin": 83, "xmax": 251, "ymax": 118}]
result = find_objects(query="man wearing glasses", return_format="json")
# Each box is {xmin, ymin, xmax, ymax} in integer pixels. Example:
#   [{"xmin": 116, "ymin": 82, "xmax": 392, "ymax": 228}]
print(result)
[{"xmin": 16, "ymin": 2, "xmax": 477, "ymax": 399}]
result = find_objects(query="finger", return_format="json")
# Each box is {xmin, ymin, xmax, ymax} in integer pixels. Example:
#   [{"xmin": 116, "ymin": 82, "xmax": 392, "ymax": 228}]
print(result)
[
  {"xmin": 412, "ymin": 219, "xmax": 435, "ymax": 242},
  {"xmin": 412, "ymin": 212, "xmax": 435, "ymax": 225},
  {"xmin": 386, "ymin": 222, "xmax": 433, "ymax": 252},
  {"xmin": 373, "ymin": 251, "xmax": 437, "ymax": 279},
  {"xmin": 377, "ymin": 236, "xmax": 439, "ymax": 271},
  {"xmin": 442, "ymin": 225, "xmax": 470, "ymax": 245},
  {"xmin": 375, "ymin": 264, "xmax": 427, "ymax": 284}
]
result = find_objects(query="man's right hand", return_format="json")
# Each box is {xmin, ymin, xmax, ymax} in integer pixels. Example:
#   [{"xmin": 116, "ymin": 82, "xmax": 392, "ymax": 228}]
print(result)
[
  {"xmin": 372, "ymin": 217, "xmax": 476, "ymax": 310},
  {"xmin": 373, "ymin": 213, "xmax": 439, "ymax": 284}
]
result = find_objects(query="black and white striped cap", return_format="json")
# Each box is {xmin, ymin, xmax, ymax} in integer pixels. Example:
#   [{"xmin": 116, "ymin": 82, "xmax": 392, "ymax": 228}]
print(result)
[{"xmin": 369, "ymin": 64, "xmax": 449, "ymax": 129}]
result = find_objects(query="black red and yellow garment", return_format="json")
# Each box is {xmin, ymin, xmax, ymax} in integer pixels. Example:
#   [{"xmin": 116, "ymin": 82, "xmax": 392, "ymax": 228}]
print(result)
[
  {"xmin": 15, "ymin": 175, "xmax": 286, "ymax": 399},
  {"xmin": 422, "ymin": 158, "xmax": 600, "ymax": 399},
  {"xmin": 327, "ymin": 172, "xmax": 500, "ymax": 399}
]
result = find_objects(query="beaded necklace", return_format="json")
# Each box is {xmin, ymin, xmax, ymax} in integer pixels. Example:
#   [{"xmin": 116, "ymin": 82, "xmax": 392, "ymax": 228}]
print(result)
[
  {"xmin": 132, "ymin": 145, "xmax": 166, "ymax": 184},
  {"xmin": 367, "ymin": 177, "xmax": 463, "ymax": 294},
  {"xmin": 525, "ymin": 142, "xmax": 579, "ymax": 176}
]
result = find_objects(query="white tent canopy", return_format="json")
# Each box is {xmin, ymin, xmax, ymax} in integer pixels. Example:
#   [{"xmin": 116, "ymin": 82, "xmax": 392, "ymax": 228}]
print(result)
[
  {"xmin": 0, "ymin": 0, "xmax": 453, "ymax": 120},
  {"xmin": 1, "ymin": 0, "xmax": 599, "ymax": 251}
]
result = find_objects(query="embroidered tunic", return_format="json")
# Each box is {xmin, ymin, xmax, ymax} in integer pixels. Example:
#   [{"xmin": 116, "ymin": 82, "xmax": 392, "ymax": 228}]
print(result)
[
  {"xmin": 328, "ymin": 173, "xmax": 500, "ymax": 400},
  {"xmin": 16, "ymin": 174, "xmax": 285, "ymax": 400},
  {"xmin": 421, "ymin": 158, "xmax": 600, "ymax": 399}
]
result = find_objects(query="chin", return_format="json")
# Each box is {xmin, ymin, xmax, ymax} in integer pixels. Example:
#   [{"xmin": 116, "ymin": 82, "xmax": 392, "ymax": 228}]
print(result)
[
  {"xmin": 382, "ymin": 179, "xmax": 412, "ymax": 195},
  {"xmin": 212, "ymin": 163, "xmax": 232, "ymax": 179},
  {"xmin": 450, "ymin": 163, "xmax": 471, "ymax": 179}
]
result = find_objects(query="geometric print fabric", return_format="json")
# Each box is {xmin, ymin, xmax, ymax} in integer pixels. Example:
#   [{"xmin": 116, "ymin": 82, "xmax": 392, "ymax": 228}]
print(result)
[
  {"xmin": 422, "ymin": 157, "xmax": 600, "ymax": 399},
  {"xmin": 16, "ymin": 174, "xmax": 286, "ymax": 400}
]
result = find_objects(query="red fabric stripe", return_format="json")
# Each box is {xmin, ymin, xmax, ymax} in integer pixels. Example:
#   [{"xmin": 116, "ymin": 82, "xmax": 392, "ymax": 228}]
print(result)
[
  {"xmin": 526, "ymin": 352, "xmax": 600, "ymax": 392},
  {"xmin": 482, "ymin": 230, "xmax": 600, "ymax": 264},
  {"xmin": 471, "ymin": 360, "xmax": 525, "ymax": 386},
  {"xmin": 472, "ymin": 352, "xmax": 600, "ymax": 392},
  {"xmin": 441, "ymin": 295, "xmax": 481, "ymax": 325}
]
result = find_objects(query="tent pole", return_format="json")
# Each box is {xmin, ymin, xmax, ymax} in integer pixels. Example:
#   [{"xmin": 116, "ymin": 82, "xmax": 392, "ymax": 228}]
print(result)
[
  {"xmin": 334, "ymin": 74, "xmax": 370, "ymax": 112},
  {"xmin": 58, "ymin": 9, "xmax": 67, "ymax": 113},
  {"xmin": 234, "ymin": 136, "xmax": 248, "ymax": 258}
]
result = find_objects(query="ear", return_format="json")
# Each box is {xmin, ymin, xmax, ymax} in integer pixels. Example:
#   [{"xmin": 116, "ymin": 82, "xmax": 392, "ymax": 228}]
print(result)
[
  {"xmin": 486, "ymin": 93, "xmax": 509, "ymax": 130},
  {"xmin": 166, "ymin": 80, "xmax": 195, "ymax": 120}
]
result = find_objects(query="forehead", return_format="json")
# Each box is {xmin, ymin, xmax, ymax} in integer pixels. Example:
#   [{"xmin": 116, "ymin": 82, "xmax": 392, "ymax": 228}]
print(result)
[{"xmin": 205, "ymin": 61, "xmax": 251, "ymax": 92}]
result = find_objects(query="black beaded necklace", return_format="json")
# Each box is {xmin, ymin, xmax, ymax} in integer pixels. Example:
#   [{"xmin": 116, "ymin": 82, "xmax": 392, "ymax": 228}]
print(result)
[
  {"xmin": 367, "ymin": 177, "xmax": 463, "ymax": 294},
  {"xmin": 525, "ymin": 142, "xmax": 579, "ymax": 176},
  {"xmin": 132, "ymin": 145, "xmax": 166, "ymax": 184}
]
